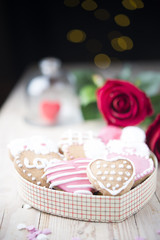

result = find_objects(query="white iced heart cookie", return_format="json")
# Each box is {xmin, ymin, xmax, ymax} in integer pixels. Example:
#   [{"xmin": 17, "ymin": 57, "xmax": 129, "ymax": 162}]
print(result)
[
  {"xmin": 87, "ymin": 157, "xmax": 135, "ymax": 196},
  {"xmin": 120, "ymin": 126, "xmax": 146, "ymax": 143},
  {"xmin": 9, "ymin": 136, "xmax": 62, "ymax": 187}
]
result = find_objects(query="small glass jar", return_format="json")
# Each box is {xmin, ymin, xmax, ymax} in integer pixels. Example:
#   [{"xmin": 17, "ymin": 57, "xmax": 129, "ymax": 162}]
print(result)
[{"xmin": 25, "ymin": 57, "xmax": 82, "ymax": 126}]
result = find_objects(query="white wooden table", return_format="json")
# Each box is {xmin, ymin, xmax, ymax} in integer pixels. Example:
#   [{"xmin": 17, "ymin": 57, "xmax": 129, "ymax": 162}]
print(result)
[{"xmin": 0, "ymin": 63, "xmax": 160, "ymax": 240}]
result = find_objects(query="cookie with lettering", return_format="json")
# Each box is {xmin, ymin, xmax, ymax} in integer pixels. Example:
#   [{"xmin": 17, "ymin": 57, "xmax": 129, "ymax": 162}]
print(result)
[
  {"xmin": 42, "ymin": 158, "xmax": 95, "ymax": 195},
  {"xmin": 106, "ymin": 140, "xmax": 154, "ymax": 187},
  {"xmin": 58, "ymin": 130, "xmax": 107, "ymax": 161},
  {"xmin": 11, "ymin": 136, "xmax": 62, "ymax": 187},
  {"xmin": 87, "ymin": 158, "xmax": 135, "ymax": 196}
]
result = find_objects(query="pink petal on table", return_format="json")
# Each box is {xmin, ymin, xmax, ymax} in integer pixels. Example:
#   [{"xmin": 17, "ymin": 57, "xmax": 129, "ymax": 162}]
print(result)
[
  {"xmin": 26, "ymin": 225, "xmax": 36, "ymax": 231},
  {"xmin": 157, "ymin": 230, "xmax": 160, "ymax": 235},
  {"xmin": 42, "ymin": 229, "xmax": 52, "ymax": 235}
]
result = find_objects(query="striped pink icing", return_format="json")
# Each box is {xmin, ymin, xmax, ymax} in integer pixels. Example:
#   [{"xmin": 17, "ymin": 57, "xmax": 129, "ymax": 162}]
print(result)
[{"xmin": 43, "ymin": 158, "xmax": 95, "ymax": 195}]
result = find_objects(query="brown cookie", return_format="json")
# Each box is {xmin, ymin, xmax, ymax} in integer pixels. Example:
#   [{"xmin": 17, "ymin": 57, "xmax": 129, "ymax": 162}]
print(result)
[
  {"xmin": 87, "ymin": 157, "xmax": 135, "ymax": 196},
  {"xmin": 58, "ymin": 130, "xmax": 107, "ymax": 160}
]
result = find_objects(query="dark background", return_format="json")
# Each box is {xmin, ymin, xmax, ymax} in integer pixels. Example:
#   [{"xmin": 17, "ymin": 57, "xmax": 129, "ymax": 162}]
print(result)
[{"xmin": 0, "ymin": 0, "xmax": 160, "ymax": 106}]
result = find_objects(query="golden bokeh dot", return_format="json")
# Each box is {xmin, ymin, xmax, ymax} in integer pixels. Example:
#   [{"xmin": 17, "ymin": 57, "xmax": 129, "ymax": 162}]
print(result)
[
  {"xmin": 111, "ymin": 38, "xmax": 125, "ymax": 52},
  {"xmin": 120, "ymin": 36, "xmax": 133, "ymax": 50},
  {"xmin": 122, "ymin": 0, "xmax": 137, "ymax": 10},
  {"xmin": 134, "ymin": 0, "xmax": 144, "ymax": 8},
  {"xmin": 67, "ymin": 29, "xmax": 86, "ymax": 43},
  {"xmin": 111, "ymin": 36, "xmax": 133, "ymax": 52},
  {"xmin": 114, "ymin": 14, "xmax": 130, "ymax": 27},
  {"xmin": 94, "ymin": 9, "xmax": 110, "ymax": 21},
  {"xmin": 64, "ymin": 0, "xmax": 80, "ymax": 7},
  {"xmin": 81, "ymin": 0, "xmax": 98, "ymax": 11},
  {"xmin": 94, "ymin": 54, "xmax": 111, "ymax": 69},
  {"xmin": 86, "ymin": 39, "xmax": 102, "ymax": 53}
]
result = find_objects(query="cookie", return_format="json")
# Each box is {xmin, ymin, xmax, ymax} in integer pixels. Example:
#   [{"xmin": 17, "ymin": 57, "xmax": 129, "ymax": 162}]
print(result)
[
  {"xmin": 10, "ymin": 136, "xmax": 62, "ymax": 187},
  {"xmin": 106, "ymin": 140, "xmax": 154, "ymax": 186},
  {"xmin": 58, "ymin": 130, "xmax": 107, "ymax": 161},
  {"xmin": 87, "ymin": 157, "xmax": 135, "ymax": 196},
  {"xmin": 42, "ymin": 158, "xmax": 95, "ymax": 195},
  {"xmin": 8, "ymin": 138, "xmax": 28, "ymax": 161},
  {"xmin": 98, "ymin": 125, "xmax": 122, "ymax": 144},
  {"xmin": 120, "ymin": 126, "xmax": 146, "ymax": 143}
]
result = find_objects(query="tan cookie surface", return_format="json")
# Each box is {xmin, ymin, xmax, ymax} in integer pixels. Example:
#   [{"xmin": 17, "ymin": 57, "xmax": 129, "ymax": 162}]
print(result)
[
  {"xmin": 87, "ymin": 158, "xmax": 135, "ymax": 196},
  {"xmin": 14, "ymin": 150, "xmax": 62, "ymax": 187}
]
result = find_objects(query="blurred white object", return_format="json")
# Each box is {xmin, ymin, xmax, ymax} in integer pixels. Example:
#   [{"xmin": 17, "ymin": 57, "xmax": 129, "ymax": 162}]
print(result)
[{"xmin": 120, "ymin": 126, "xmax": 146, "ymax": 143}]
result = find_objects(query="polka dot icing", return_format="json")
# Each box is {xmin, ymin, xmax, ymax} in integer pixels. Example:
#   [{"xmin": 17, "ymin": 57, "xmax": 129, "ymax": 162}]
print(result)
[{"xmin": 87, "ymin": 157, "xmax": 135, "ymax": 196}]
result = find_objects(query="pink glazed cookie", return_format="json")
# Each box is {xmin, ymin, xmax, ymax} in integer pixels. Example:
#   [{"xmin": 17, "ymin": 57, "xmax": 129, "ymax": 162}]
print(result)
[
  {"xmin": 98, "ymin": 125, "xmax": 122, "ymax": 144},
  {"xmin": 106, "ymin": 140, "xmax": 154, "ymax": 187},
  {"xmin": 43, "ymin": 158, "xmax": 95, "ymax": 195}
]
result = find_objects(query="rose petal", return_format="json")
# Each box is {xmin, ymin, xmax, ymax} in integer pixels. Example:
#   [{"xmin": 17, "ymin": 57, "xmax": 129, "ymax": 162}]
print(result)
[
  {"xmin": 17, "ymin": 223, "xmax": 26, "ymax": 230},
  {"xmin": 36, "ymin": 234, "xmax": 48, "ymax": 240},
  {"xmin": 42, "ymin": 229, "xmax": 52, "ymax": 235}
]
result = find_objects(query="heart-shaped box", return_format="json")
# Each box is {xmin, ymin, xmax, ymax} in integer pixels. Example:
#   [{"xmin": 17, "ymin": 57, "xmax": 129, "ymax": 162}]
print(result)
[{"xmin": 16, "ymin": 152, "xmax": 157, "ymax": 222}]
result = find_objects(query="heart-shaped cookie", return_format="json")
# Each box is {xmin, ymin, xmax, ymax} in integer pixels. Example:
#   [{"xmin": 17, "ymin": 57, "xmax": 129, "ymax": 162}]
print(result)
[
  {"xmin": 106, "ymin": 140, "xmax": 154, "ymax": 186},
  {"xmin": 87, "ymin": 157, "xmax": 135, "ymax": 196},
  {"xmin": 43, "ymin": 158, "xmax": 95, "ymax": 195},
  {"xmin": 9, "ymin": 136, "xmax": 62, "ymax": 187}
]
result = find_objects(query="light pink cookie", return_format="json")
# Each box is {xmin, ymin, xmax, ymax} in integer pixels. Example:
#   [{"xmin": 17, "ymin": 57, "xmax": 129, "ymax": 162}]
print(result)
[
  {"xmin": 106, "ymin": 140, "xmax": 154, "ymax": 186},
  {"xmin": 87, "ymin": 157, "xmax": 135, "ymax": 196},
  {"xmin": 98, "ymin": 125, "xmax": 122, "ymax": 144},
  {"xmin": 43, "ymin": 158, "xmax": 95, "ymax": 195}
]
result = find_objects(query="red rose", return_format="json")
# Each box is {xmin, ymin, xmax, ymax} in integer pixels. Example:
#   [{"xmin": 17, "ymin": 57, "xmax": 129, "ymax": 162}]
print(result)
[
  {"xmin": 97, "ymin": 79, "xmax": 153, "ymax": 127},
  {"xmin": 146, "ymin": 114, "xmax": 160, "ymax": 162}
]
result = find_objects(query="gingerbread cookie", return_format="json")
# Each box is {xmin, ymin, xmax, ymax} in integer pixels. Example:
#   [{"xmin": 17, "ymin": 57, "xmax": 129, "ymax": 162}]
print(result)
[
  {"xmin": 87, "ymin": 157, "xmax": 135, "ymax": 196},
  {"xmin": 58, "ymin": 130, "xmax": 106, "ymax": 161},
  {"xmin": 106, "ymin": 140, "xmax": 154, "ymax": 186},
  {"xmin": 43, "ymin": 158, "xmax": 95, "ymax": 195},
  {"xmin": 10, "ymin": 136, "xmax": 62, "ymax": 187}
]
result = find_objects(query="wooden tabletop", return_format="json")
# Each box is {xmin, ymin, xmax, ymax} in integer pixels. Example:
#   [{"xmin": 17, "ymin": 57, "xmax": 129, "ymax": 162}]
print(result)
[{"xmin": 0, "ymin": 62, "xmax": 160, "ymax": 240}]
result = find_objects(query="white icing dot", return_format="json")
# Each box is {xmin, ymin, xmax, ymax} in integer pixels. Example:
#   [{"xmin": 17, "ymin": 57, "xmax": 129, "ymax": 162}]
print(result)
[
  {"xmin": 37, "ymin": 181, "xmax": 41, "ymax": 185},
  {"xmin": 32, "ymin": 177, "xmax": 36, "ymax": 181},
  {"xmin": 110, "ymin": 170, "xmax": 116, "ymax": 175},
  {"xmin": 16, "ymin": 160, "xmax": 20, "ymax": 164},
  {"xmin": 123, "ymin": 161, "xmax": 127, "ymax": 164},
  {"xmin": 125, "ymin": 171, "xmax": 131, "ymax": 176},
  {"xmin": 27, "ymin": 173, "xmax": 32, "ymax": 177},
  {"xmin": 111, "ymin": 164, "xmax": 116, "ymax": 168},
  {"xmin": 117, "ymin": 177, "xmax": 122, "ymax": 181},
  {"xmin": 115, "ymin": 184, "xmax": 119, "ymax": 188},
  {"xmin": 101, "ymin": 176, "xmax": 106, "ymax": 180},
  {"xmin": 18, "ymin": 164, "xmax": 23, "ymax": 168},
  {"xmin": 109, "ymin": 176, "xmax": 114, "ymax": 181},
  {"xmin": 23, "ymin": 169, "xmax": 26, "ymax": 173},
  {"xmin": 104, "ymin": 171, "xmax": 108, "ymax": 175},
  {"xmin": 106, "ymin": 183, "xmax": 111, "ymax": 188},
  {"xmin": 97, "ymin": 170, "xmax": 102, "ymax": 175},
  {"xmin": 118, "ymin": 171, "xmax": 123, "ymax": 175},
  {"xmin": 119, "ymin": 164, "xmax": 124, "ymax": 168},
  {"xmin": 96, "ymin": 161, "xmax": 101, "ymax": 165},
  {"xmin": 126, "ymin": 165, "xmax": 131, "ymax": 169},
  {"xmin": 96, "ymin": 165, "xmax": 101, "ymax": 169},
  {"xmin": 103, "ymin": 164, "xmax": 107, "ymax": 168},
  {"xmin": 124, "ymin": 177, "xmax": 128, "ymax": 181}
]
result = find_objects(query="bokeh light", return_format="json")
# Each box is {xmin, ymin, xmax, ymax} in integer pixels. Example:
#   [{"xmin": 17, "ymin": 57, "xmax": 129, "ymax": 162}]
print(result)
[
  {"xmin": 94, "ymin": 9, "xmax": 110, "ymax": 21},
  {"xmin": 64, "ymin": 0, "xmax": 80, "ymax": 7},
  {"xmin": 122, "ymin": 0, "xmax": 144, "ymax": 10},
  {"xmin": 111, "ymin": 36, "xmax": 133, "ymax": 51},
  {"xmin": 94, "ymin": 54, "xmax": 111, "ymax": 69},
  {"xmin": 86, "ymin": 39, "xmax": 102, "ymax": 53},
  {"xmin": 67, "ymin": 29, "xmax": 86, "ymax": 43},
  {"xmin": 108, "ymin": 31, "xmax": 122, "ymax": 41},
  {"xmin": 114, "ymin": 14, "xmax": 130, "ymax": 27},
  {"xmin": 81, "ymin": 0, "xmax": 98, "ymax": 11}
]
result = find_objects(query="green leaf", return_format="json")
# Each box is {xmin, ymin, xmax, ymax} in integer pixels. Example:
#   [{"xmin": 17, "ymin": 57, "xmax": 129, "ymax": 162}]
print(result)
[
  {"xmin": 81, "ymin": 102, "xmax": 102, "ymax": 120},
  {"xmin": 79, "ymin": 85, "xmax": 97, "ymax": 106},
  {"xmin": 67, "ymin": 69, "xmax": 96, "ymax": 94},
  {"xmin": 133, "ymin": 72, "xmax": 160, "ymax": 97}
]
